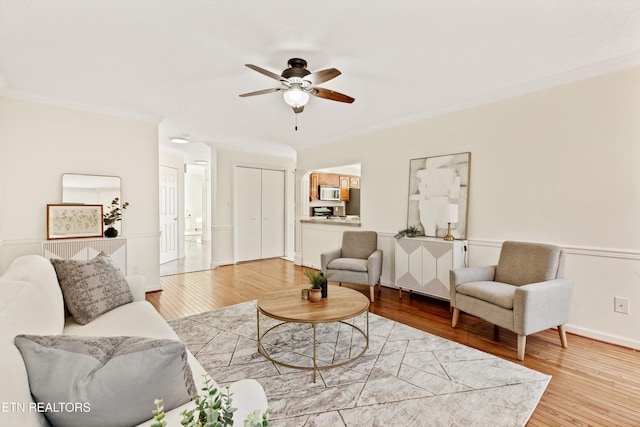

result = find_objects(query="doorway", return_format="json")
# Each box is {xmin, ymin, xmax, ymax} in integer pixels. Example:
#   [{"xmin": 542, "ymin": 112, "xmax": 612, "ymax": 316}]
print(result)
[
  {"xmin": 181, "ymin": 164, "xmax": 211, "ymax": 272},
  {"xmin": 160, "ymin": 162, "xmax": 212, "ymax": 276}
]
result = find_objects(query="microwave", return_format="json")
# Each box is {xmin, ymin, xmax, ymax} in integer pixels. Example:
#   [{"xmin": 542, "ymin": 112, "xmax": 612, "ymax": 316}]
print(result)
[{"xmin": 319, "ymin": 186, "xmax": 340, "ymax": 201}]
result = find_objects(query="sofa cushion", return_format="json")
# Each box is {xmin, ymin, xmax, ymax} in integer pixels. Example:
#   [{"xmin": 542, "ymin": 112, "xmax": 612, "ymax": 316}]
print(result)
[
  {"xmin": 456, "ymin": 281, "xmax": 517, "ymax": 310},
  {"xmin": 51, "ymin": 253, "xmax": 133, "ymax": 325},
  {"xmin": 327, "ymin": 258, "xmax": 368, "ymax": 272},
  {"xmin": 63, "ymin": 300, "xmax": 178, "ymax": 338},
  {"xmin": 0, "ymin": 256, "xmax": 66, "ymax": 427},
  {"xmin": 14, "ymin": 334, "xmax": 197, "ymax": 427}
]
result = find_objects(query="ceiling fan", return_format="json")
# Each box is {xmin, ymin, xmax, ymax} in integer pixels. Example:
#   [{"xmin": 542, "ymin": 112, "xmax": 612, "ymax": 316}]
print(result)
[{"xmin": 239, "ymin": 58, "xmax": 355, "ymax": 115}]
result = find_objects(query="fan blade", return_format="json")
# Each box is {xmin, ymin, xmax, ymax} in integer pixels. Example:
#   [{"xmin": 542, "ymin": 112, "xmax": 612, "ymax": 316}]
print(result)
[
  {"xmin": 245, "ymin": 64, "xmax": 286, "ymax": 81},
  {"xmin": 311, "ymin": 87, "xmax": 355, "ymax": 103},
  {"xmin": 305, "ymin": 68, "xmax": 341, "ymax": 85},
  {"xmin": 293, "ymin": 106, "xmax": 304, "ymax": 114},
  {"xmin": 239, "ymin": 88, "xmax": 281, "ymax": 97}
]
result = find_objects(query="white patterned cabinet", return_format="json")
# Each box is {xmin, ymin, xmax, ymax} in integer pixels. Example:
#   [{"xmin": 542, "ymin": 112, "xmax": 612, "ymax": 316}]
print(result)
[
  {"xmin": 42, "ymin": 238, "xmax": 127, "ymax": 273},
  {"xmin": 395, "ymin": 237, "xmax": 466, "ymax": 301}
]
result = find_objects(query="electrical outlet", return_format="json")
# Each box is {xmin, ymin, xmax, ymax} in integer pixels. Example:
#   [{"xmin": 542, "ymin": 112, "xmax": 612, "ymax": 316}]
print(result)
[{"xmin": 614, "ymin": 297, "xmax": 630, "ymax": 314}]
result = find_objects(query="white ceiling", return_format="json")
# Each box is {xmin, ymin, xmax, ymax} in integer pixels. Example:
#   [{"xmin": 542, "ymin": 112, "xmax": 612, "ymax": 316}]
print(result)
[{"xmin": 2, "ymin": 1, "xmax": 640, "ymax": 160}]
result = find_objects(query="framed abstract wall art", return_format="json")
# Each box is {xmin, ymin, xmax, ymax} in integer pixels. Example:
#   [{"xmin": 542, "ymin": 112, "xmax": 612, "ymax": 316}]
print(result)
[
  {"xmin": 46, "ymin": 204, "xmax": 104, "ymax": 240},
  {"xmin": 406, "ymin": 152, "xmax": 471, "ymax": 239}
]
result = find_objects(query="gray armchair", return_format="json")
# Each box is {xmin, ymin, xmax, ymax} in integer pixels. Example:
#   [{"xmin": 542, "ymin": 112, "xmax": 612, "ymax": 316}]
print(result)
[
  {"xmin": 450, "ymin": 241, "xmax": 573, "ymax": 360},
  {"xmin": 321, "ymin": 231, "xmax": 383, "ymax": 302}
]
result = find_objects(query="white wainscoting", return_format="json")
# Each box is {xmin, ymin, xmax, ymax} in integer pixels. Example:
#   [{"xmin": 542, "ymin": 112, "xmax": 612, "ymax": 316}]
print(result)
[
  {"xmin": 298, "ymin": 223, "xmax": 395, "ymax": 287},
  {"xmin": 212, "ymin": 225, "xmax": 234, "ymax": 266},
  {"xmin": 463, "ymin": 239, "xmax": 640, "ymax": 350},
  {"xmin": 297, "ymin": 228, "xmax": 640, "ymax": 349},
  {"xmin": 42, "ymin": 237, "xmax": 127, "ymax": 273}
]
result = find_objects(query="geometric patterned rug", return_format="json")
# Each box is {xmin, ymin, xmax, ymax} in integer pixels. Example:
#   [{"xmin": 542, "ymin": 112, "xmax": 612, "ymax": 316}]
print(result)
[{"xmin": 169, "ymin": 301, "xmax": 550, "ymax": 427}]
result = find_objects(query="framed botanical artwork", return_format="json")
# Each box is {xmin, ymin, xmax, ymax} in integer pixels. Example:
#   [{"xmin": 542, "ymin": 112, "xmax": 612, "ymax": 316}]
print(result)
[
  {"xmin": 46, "ymin": 204, "xmax": 104, "ymax": 240},
  {"xmin": 407, "ymin": 152, "xmax": 471, "ymax": 239}
]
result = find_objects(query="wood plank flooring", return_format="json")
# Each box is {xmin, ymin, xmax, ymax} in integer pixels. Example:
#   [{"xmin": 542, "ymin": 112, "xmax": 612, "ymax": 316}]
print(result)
[{"xmin": 147, "ymin": 258, "xmax": 640, "ymax": 426}]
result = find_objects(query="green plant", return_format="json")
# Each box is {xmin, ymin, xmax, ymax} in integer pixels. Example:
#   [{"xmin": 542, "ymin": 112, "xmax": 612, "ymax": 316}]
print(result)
[
  {"xmin": 394, "ymin": 225, "xmax": 422, "ymax": 239},
  {"xmin": 103, "ymin": 197, "xmax": 129, "ymax": 226},
  {"xmin": 151, "ymin": 399, "xmax": 167, "ymax": 427},
  {"xmin": 152, "ymin": 375, "xmax": 269, "ymax": 427},
  {"xmin": 303, "ymin": 269, "xmax": 329, "ymax": 289}
]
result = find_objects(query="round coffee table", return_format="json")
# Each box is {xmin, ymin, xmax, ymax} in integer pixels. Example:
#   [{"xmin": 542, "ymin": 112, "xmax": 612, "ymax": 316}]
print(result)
[{"xmin": 256, "ymin": 285, "xmax": 370, "ymax": 382}]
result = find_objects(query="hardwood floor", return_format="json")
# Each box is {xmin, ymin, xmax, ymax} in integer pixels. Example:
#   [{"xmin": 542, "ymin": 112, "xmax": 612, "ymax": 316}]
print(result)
[{"xmin": 147, "ymin": 258, "xmax": 640, "ymax": 426}]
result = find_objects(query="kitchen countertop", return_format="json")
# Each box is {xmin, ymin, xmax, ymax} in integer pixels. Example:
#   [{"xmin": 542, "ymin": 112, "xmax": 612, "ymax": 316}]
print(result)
[{"xmin": 300, "ymin": 216, "xmax": 361, "ymax": 227}]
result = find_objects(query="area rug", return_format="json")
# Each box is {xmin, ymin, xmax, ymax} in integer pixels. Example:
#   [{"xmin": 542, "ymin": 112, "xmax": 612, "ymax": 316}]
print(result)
[{"xmin": 169, "ymin": 301, "xmax": 550, "ymax": 426}]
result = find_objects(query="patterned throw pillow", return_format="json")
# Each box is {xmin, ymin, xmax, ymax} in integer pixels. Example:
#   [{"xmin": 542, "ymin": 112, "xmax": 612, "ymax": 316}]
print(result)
[
  {"xmin": 51, "ymin": 253, "xmax": 133, "ymax": 325},
  {"xmin": 14, "ymin": 335, "xmax": 197, "ymax": 427}
]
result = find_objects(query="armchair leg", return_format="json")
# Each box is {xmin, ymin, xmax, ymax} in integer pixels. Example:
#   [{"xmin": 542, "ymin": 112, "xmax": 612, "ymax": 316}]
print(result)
[
  {"xmin": 452, "ymin": 307, "xmax": 460, "ymax": 328},
  {"xmin": 369, "ymin": 286, "xmax": 375, "ymax": 303},
  {"xmin": 517, "ymin": 335, "xmax": 526, "ymax": 361},
  {"xmin": 558, "ymin": 325, "xmax": 568, "ymax": 348}
]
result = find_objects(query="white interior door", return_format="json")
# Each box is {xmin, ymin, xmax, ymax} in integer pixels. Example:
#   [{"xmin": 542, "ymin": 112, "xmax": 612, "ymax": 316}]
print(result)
[
  {"xmin": 159, "ymin": 165, "xmax": 178, "ymax": 264},
  {"xmin": 236, "ymin": 167, "xmax": 262, "ymax": 262},
  {"xmin": 261, "ymin": 169, "xmax": 285, "ymax": 258}
]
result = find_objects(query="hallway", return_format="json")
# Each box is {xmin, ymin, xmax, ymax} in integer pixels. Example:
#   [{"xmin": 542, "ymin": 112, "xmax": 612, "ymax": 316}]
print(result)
[{"xmin": 160, "ymin": 235, "xmax": 211, "ymax": 276}]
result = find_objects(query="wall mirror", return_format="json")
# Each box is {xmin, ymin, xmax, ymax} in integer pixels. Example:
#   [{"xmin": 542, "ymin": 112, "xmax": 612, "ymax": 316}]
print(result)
[{"xmin": 62, "ymin": 173, "xmax": 121, "ymax": 211}]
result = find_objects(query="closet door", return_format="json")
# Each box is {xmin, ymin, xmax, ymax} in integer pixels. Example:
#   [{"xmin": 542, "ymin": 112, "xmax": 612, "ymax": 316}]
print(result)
[
  {"xmin": 236, "ymin": 167, "xmax": 262, "ymax": 262},
  {"xmin": 261, "ymin": 169, "xmax": 285, "ymax": 258}
]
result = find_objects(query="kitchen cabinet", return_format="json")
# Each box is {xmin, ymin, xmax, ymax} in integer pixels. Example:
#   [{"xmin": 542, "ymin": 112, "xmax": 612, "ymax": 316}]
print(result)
[
  {"xmin": 309, "ymin": 174, "xmax": 319, "ymax": 200},
  {"xmin": 339, "ymin": 176, "xmax": 350, "ymax": 201},
  {"xmin": 309, "ymin": 173, "xmax": 340, "ymax": 200},
  {"xmin": 395, "ymin": 237, "xmax": 467, "ymax": 301},
  {"xmin": 309, "ymin": 172, "xmax": 359, "ymax": 201},
  {"xmin": 318, "ymin": 173, "xmax": 340, "ymax": 186}
]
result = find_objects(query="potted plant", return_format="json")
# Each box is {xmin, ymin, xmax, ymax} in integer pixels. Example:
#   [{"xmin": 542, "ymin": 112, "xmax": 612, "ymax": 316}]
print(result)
[
  {"xmin": 103, "ymin": 197, "xmax": 129, "ymax": 238},
  {"xmin": 151, "ymin": 374, "xmax": 269, "ymax": 427},
  {"xmin": 394, "ymin": 225, "xmax": 422, "ymax": 239},
  {"xmin": 303, "ymin": 269, "xmax": 329, "ymax": 303}
]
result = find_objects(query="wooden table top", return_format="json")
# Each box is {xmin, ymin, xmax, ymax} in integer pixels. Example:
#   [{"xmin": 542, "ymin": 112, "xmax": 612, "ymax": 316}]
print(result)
[{"xmin": 257, "ymin": 285, "xmax": 370, "ymax": 323}]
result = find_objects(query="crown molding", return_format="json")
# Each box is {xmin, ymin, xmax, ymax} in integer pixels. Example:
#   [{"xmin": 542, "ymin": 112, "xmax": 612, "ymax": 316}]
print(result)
[
  {"xmin": 297, "ymin": 52, "xmax": 640, "ymax": 151},
  {"xmin": 0, "ymin": 88, "xmax": 164, "ymax": 123}
]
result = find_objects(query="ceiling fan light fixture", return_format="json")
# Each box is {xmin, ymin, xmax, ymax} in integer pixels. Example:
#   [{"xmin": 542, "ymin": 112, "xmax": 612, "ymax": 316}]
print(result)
[
  {"xmin": 283, "ymin": 86, "xmax": 309, "ymax": 108},
  {"xmin": 170, "ymin": 136, "xmax": 189, "ymax": 144}
]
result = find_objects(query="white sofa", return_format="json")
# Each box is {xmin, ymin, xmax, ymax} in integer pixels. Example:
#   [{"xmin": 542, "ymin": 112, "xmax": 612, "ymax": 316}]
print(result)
[{"xmin": 0, "ymin": 255, "xmax": 268, "ymax": 427}]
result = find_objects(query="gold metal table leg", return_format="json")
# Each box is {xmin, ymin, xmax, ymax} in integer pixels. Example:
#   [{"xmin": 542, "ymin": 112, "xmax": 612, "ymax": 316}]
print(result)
[
  {"xmin": 312, "ymin": 323, "xmax": 317, "ymax": 383},
  {"xmin": 256, "ymin": 312, "xmax": 368, "ymax": 383}
]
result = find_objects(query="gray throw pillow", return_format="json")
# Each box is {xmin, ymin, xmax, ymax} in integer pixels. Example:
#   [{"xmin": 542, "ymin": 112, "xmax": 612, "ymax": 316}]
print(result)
[
  {"xmin": 51, "ymin": 253, "xmax": 133, "ymax": 325},
  {"xmin": 14, "ymin": 334, "xmax": 197, "ymax": 427}
]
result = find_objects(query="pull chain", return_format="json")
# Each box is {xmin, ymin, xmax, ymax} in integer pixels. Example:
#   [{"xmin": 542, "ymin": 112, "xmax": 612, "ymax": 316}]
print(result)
[{"xmin": 294, "ymin": 112, "xmax": 298, "ymax": 131}]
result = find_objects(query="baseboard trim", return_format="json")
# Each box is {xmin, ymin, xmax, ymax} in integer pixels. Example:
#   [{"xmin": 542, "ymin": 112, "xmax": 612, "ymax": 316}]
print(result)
[
  {"xmin": 145, "ymin": 284, "xmax": 163, "ymax": 292},
  {"xmin": 564, "ymin": 323, "xmax": 640, "ymax": 350},
  {"xmin": 212, "ymin": 259, "xmax": 234, "ymax": 267}
]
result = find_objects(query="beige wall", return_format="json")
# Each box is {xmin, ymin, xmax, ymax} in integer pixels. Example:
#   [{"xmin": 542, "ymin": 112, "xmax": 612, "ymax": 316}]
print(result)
[
  {"xmin": 0, "ymin": 96, "xmax": 160, "ymax": 286},
  {"xmin": 297, "ymin": 66, "xmax": 640, "ymax": 348}
]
